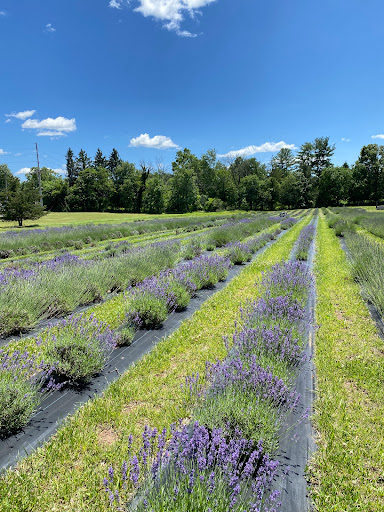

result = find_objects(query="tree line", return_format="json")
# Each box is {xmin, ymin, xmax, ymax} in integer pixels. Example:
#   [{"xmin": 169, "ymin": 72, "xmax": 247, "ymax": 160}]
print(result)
[{"xmin": 1, "ymin": 137, "xmax": 384, "ymax": 223}]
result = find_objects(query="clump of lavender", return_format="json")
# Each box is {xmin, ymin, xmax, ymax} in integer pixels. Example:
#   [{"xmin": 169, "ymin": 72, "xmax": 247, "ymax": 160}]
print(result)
[
  {"xmin": 194, "ymin": 356, "xmax": 300, "ymax": 452},
  {"xmin": 104, "ymin": 422, "xmax": 280, "ymax": 512},
  {"xmin": 0, "ymin": 349, "xmax": 60, "ymax": 436},
  {"xmin": 260, "ymin": 260, "xmax": 313, "ymax": 299},
  {"xmin": 280, "ymin": 217, "xmax": 297, "ymax": 230},
  {"xmin": 224, "ymin": 241, "xmax": 252, "ymax": 265},
  {"xmin": 183, "ymin": 239, "xmax": 204, "ymax": 260},
  {"xmin": 295, "ymin": 224, "xmax": 315, "ymax": 261},
  {"xmin": 41, "ymin": 313, "xmax": 117, "ymax": 383}
]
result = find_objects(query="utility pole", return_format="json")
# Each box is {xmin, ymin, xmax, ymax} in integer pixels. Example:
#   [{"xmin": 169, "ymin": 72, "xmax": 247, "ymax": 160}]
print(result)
[{"xmin": 35, "ymin": 142, "xmax": 43, "ymax": 207}]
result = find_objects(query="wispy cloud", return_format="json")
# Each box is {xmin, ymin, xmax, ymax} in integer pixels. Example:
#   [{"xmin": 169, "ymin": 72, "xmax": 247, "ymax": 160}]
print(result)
[
  {"xmin": 218, "ymin": 141, "xmax": 297, "ymax": 159},
  {"xmin": 112, "ymin": 0, "xmax": 215, "ymax": 36},
  {"xmin": 109, "ymin": 0, "xmax": 122, "ymax": 8},
  {"xmin": 0, "ymin": 149, "xmax": 8, "ymax": 155},
  {"xmin": 16, "ymin": 168, "xmax": 31, "ymax": 175},
  {"xmin": 341, "ymin": 137, "xmax": 350, "ymax": 142},
  {"xmin": 372, "ymin": 134, "xmax": 384, "ymax": 140},
  {"xmin": 45, "ymin": 23, "xmax": 56, "ymax": 32},
  {"xmin": 5, "ymin": 110, "xmax": 36, "ymax": 120},
  {"xmin": 130, "ymin": 133, "xmax": 180, "ymax": 149},
  {"xmin": 0, "ymin": 11, "xmax": 6, "ymax": 16},
  {"xmin": 22, "ymin": 116, "xmax": 76, "ymax": 137}
]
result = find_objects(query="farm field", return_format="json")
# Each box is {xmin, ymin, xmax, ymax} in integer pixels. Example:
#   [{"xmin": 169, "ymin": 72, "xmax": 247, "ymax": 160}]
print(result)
[
  {"xmin": 0, "ymin": 207, "xmax": 383, "ymax": 511},
  {"xmin": 0, "ymin": 210, "xmax": 249, "ymax": 230}
]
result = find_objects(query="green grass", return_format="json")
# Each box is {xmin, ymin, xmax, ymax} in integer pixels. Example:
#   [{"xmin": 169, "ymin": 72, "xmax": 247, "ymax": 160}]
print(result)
[
  {"xmin": 0, "ymin": 210, "xmax": 248, "ymax": 230},
  {"xmin": 0, "ymin": 216, "xmax": 308, "ymax": 512},
  {"xmin": 310, "ymin": 213, "xmax": 384, "ymax": 511}
]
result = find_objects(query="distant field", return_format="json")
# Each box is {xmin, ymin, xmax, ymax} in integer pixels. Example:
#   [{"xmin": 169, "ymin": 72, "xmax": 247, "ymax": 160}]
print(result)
[{"xmin": 0, "ymin": 210, "xmax": 248, "ymax": 230}]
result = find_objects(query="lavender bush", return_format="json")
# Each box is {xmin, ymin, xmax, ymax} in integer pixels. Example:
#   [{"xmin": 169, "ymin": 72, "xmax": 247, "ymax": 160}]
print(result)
[
  {"xmin": 105, "ymin": 422, "xmax": 280, "ymax": 512},
  {"xmin": 40, "ymin": 313, "xmax": 117, "ymax": 382},
  {"xmin": 295, "ymin": 224, "xmax": 316, "ymax": 261},
  {"xmin": 0, "ymin": 349, "xmax": 59, "ymax": 436}
]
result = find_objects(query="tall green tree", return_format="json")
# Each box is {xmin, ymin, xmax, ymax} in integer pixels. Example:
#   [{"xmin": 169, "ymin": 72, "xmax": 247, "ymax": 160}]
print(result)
[
  {"xmin": 142, "ymin": 174, "xmax": 165, "ymax": 213},
  {"xmin": 66, "ymin": 148, "xmax": 77, "ymax": 186},
  {"xmin": 107, "ymin": 148, "xmax": 122, "ymax": 177},
  {"xmin": 75, "ymin": 149, "xmax": 91, "ymax": 174},
  {"xmin": 93, "ymin": 148, "xmax": 107, "ymax": 169},
  {"xmin": 356, "ymin": 144, "xmax": 384, "ymax": 206},
  {"xmin": 167, "ymin": 168, "xmax": 200, "ymax": 213},
  {"xmin": 26, "ymin": 167, "xmax": 68, "ymax": 211},
  {"xmin": 68, "ymin": 167, "xmax": 114, "ymax": 211},
  {"xmin": 318, "ymin": 166, "xmax": 352, "ymax": 206},
  {"xmin": 0, "ymin": 182, "xmax": 46, "ymax": 226}
]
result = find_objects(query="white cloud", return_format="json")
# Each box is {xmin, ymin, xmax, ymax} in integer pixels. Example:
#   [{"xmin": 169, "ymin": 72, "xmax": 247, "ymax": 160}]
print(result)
[
  {"xmin": 130, "ymin": 133, "xmax": 180, "ymax": 149},
  {"xmin": 0, "ymin": 11, "xmax": 6, "ymax": 16},
  {"xmin": 0, "ymin": 149, "xmax": 7, "ymax": 155},
  {"xmin": 4, "ymin": 118, "xmax": 11, "ymax": 124},
  {"xmin": 22, "ymin": 116, "xmax": 76, "ymax": 137},
  {"xmin": 218, "ymin": 141, "xmax": 297, "ymax": 159},
  {"xmin": 37, "ymin": 130, "xmax": 65, "ymax": 137},
  {"xmin": 109, "ymin": 0, "xmax": 122, "ymax": 8},
  {"xmin": 372, "ymin": 134, "xmax": 384, "ymax": 140},
  {"xmin": 131, "ymin": 0, "xmax": 215, "ymax": 35},
  {"xmin": 45, "ymin": 23, "xmax": 56, "ymax": 32},
  {"xmin": 341, "ymin": 137, "xmax": 350, "ymax": 142},
  {"xmin": 16, "ymin": 168, "xmax": 31, "ymax": 175},
  {"xmin": 5, "ymin": 110, "xmax": 36, "ymax": 120},
  {"xmin": 14, "ymin": 153, "xmax": 22, "ymax": 157}
]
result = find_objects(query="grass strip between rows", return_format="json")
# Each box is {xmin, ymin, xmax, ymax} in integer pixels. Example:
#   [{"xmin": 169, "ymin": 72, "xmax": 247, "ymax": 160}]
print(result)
[
  {"xmin": 0, "ymin": 217, "xmax": 309, "ymax": 512},
  {"xmin": 310, "ymin": 213, "xmax": 384, "ymax": 511}
]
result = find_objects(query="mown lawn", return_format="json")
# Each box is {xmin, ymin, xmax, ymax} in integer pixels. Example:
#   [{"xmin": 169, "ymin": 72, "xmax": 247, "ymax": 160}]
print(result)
[
  {"xmin": 311, "ymin": 213, "xmax": 384, "ymax": 511},
  {"xmin": 0, "ymin": 217, "xmax": 308, "ymax": 512},
  {"xmin": 0, "ymin": 210, "xmax": 246, "ymax": 230}
]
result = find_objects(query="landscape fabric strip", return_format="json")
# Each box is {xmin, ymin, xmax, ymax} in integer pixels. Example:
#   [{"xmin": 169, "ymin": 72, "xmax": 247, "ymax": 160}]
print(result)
[
  {"xmin": 103, "ymin": 225, "xmax": 315, "ymax": 511},
  {"xmin": 310, "ymin": 214, "xmax": 384, "ymax": 511},
  {"xmin": 0, "ymin": 226, "xmax": 287, "ymax": 472},
  {"xmin": 0, "ymin": 216, "xmax": 310, "ymax": 512}
]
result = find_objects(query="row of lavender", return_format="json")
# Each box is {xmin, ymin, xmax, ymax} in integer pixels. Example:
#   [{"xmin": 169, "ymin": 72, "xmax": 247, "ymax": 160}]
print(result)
[
  {"xmin": 0, "ymin": 216, "xmax": 278, "ymax": 338},
  {"xmin": 0, "ymin": 227, "xmax": 280, "ymax": 437},
  {"xmin": 0, "ymin": 214, "xmax": 242, "ymax": 258},
  {"xmin": 103, "ymin": 254, "xmax": 314, "ymax": 510}
]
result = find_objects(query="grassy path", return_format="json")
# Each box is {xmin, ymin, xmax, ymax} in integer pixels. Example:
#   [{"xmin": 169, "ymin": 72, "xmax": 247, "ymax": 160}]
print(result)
[
  {"xmin": 310, "ymin": 214, "xmax": 384, "ymax": 510},
  {"xmin": 0, "ymin": 217, "xmax": 308, "ymax": 512}
]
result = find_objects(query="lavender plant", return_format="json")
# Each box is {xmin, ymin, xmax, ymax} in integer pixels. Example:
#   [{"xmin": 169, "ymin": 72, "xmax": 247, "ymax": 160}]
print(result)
[
  {"xmin": 0, "ymin": 349, "xmax": 59, "ymax": 436},
  {"xmin": 41, "ymin": 314, "xmax": 117, "ymax": 382},
  {"xmin": 104, "ymin": 422, "xmax": 280, "ymax": 512},
  {"xmin": 295, "ymin": 224, "xmax": 316, "ymax": 261}
]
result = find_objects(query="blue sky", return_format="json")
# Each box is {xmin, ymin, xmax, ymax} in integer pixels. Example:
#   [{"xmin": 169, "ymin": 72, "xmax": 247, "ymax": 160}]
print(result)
[{"xmin": 1, "ymin": 0, "xmax": 384, "ymax": 177}]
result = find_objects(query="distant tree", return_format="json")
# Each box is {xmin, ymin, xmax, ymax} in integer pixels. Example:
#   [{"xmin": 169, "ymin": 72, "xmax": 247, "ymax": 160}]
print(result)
[
  {"xmin": 142, "ymin": 174, "xmax": 165, "ymax": 213},
  {"xmin": 68, "ymin": 167, "xmax": 114, "ymax": 211},
  {"xmin": 93, "ymin": 148, "xmax": 107, "ymax": 169},
  {"xmin": 135, "ymin": 163, "xmax": 151, "ymax": 213},
  {"xmin": 107, "ymin": 148, "xmax": 122, "ymax": 177},
  {"xmin": 26, "ymin": 167, "xmax": 68, "ymax": 211},
  {"xmin": 66, "ymin": 148, "xmax": 77, "ymax": 186},
  {"xmin": 114, "ymin": 162, "xmax": 140, "ymax": 211},
  {"xmin": 0, "ymin": 164, "xmax": 18, "ymax": 200},
  {"xmin": 297, "ymin": 137, "xmax": 335, "ymax": 178},
  {"xmin": 279, "ymin": 172, "xmax": 303, "ymax": 209},
  {"xmin": 197, "ymin": 149, "xmax": 217, "ymax": 197},
  {"xmin": 75, "ymin": 149, "xmax": 91, "ymax": 174},
  {"xmin": 1, "ymin": 183, "xmax": 46, "ymax": 226},
  {"xmin": 271, "ymin": 148, "xmax": 296, "ymax": 175},
  {"xmin": 318, "ymin": 166, "xmax": 352, "ymax": 206},
  {"xmin": 172, "ymin": 148, "xmax": 199, "ymax": 174},
  {"xmin": 167, "ymin": 168, "xmax": 200, "ymax": 213},
  {"xmin": 355, "ymin": 144, "xmax": 384, "ymax": 206},
  {"xmin": 229, "ymin": 157, "xmax": 267, "ymax": 187},
  {"xmin": 215, "ymin": 165, "xmax": 238, "ymax": 207}
]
